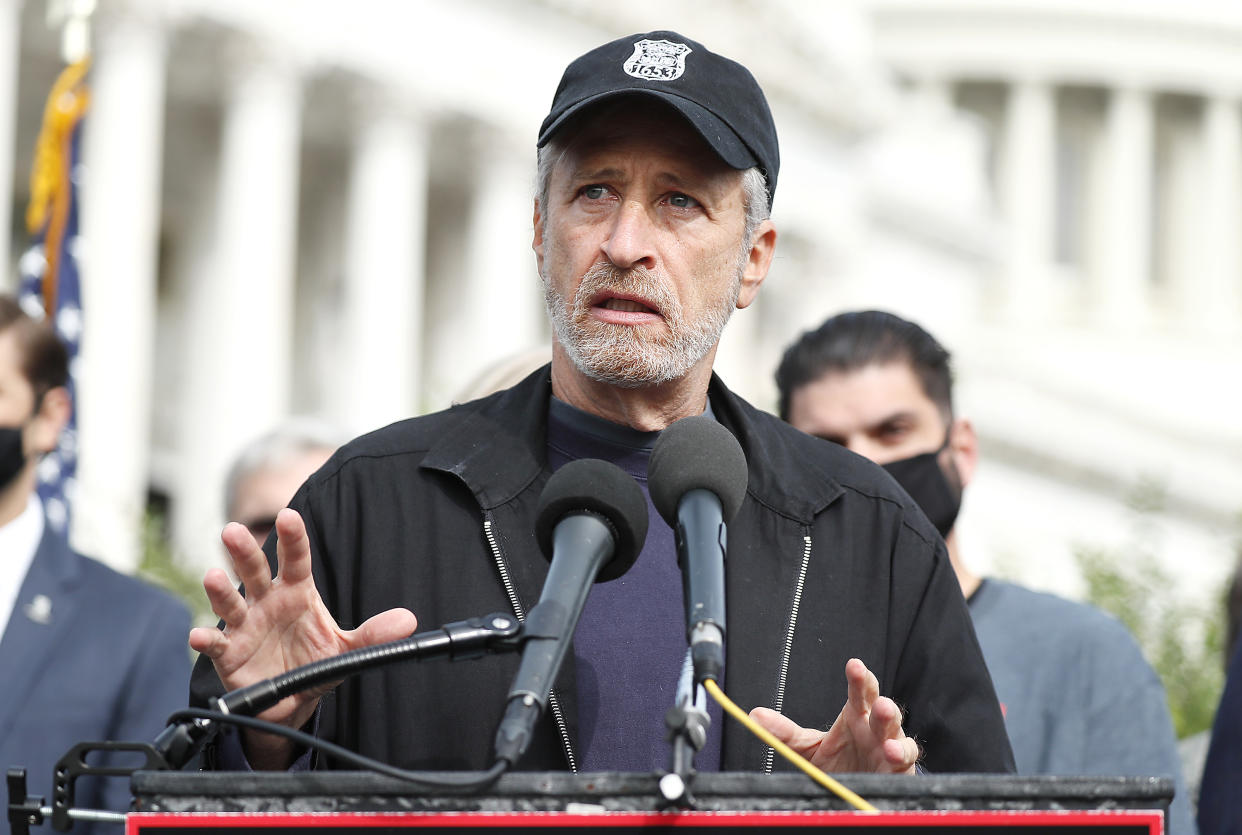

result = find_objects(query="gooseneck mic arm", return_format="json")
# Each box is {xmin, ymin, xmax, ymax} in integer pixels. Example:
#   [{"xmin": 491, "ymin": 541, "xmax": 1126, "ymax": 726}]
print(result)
[
  {"xmin": 154, "ymin": 613, "xmax": 523, "ymax": 770},
  {"xmin": 211, "ymin": 614, "xmax": 521, "ymax": 719}
]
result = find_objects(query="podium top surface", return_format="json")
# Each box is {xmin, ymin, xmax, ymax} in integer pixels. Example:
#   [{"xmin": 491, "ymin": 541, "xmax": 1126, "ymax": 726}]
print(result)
[{"xmin": 131, "ymin": 771, "xmax": 1173, "ymax": 815}]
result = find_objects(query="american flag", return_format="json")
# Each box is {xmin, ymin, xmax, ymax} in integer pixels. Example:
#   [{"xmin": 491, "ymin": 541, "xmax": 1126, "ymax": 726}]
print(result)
[{"xmin": 17, "ymin": 58, "xmax": 89, "ymax": 536}]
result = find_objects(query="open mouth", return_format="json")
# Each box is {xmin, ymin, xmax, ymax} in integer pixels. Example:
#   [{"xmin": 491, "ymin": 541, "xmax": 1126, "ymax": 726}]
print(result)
[
  {"xmin": 589, "ymin": 293, "xmax": 664, "ymax": 325},
  {"xmin": 598, "ymin": 297, "xmax": 658, "ymax": 314}
]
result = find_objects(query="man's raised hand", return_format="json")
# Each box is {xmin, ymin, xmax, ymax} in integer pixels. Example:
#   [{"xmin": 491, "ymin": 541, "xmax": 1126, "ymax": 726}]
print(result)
[
  {"xmin": 749, "ymin": 657, "xmax": 919, "ymax": 774},
  {"xmin": 188, "ymin": 507, "xmax": 417, "ymax": 767}
]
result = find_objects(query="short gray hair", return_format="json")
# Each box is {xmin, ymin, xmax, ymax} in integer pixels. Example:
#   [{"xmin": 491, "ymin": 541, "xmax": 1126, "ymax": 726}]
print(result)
[{"xmin": 224, "ymin": 418, "xmax": 344, "ymax": 519}]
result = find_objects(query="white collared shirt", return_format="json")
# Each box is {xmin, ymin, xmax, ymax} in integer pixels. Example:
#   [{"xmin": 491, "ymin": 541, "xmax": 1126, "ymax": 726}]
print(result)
[{"xmin": 0, "ymin": 493, "xmax": 45, "ymax": 637}]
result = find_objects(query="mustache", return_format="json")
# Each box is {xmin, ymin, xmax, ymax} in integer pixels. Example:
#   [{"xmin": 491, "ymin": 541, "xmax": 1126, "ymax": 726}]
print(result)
[{"xmin": 574, "ymin": 263, "xmax": 679, "ymax": 320}]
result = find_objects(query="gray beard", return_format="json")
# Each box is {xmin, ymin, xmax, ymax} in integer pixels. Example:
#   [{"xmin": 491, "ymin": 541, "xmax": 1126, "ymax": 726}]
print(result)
[{"xmin": 543, "ymin": 261, "xmax": 740, "ymax": 388}]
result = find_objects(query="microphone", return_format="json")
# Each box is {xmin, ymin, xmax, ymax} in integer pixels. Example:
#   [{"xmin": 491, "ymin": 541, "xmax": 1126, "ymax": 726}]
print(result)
[
  {"xmin": 492, "ymin": 458, "xmax": 647, "ymax": 767},
  {"xmin": 648, "ymin": 415, "xmax": 747, "ymax": 684}
]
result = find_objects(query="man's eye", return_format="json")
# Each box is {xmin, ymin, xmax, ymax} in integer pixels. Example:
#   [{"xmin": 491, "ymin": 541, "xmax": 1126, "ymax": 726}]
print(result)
[
  {"xmin": 879, "ymin": 425, "xmax": 910, "ymax": 442},
  {"xmin": 581, "ymin": 185, "xmax": 608, "ymax": 200},
  {"xmin": 668, "ymin": 193, "xmax": 698, "ymax": 209}
]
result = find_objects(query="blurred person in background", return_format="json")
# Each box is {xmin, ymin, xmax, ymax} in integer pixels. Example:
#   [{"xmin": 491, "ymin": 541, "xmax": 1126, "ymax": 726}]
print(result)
[
  {"xmin": 0, "ymin": 294, "xmax": 190, "ymax": 832},
  {"xmin": 224, "ymin": 420, "xmax": 342, "ymax": 548},
  {"xmin": 1195, "ymin": 554, "xmax": 1242, "ymax": 835},
  {"xmin": 775, "ymin": 309, "xmax": 1194, "ymax": 835},
  {"xmin": 451, "ymin": 346, "xmax": 553, "ymax": 405},
  {"xmin": 1179, "ymin": 553, "xmax": 1242, "ymax": 814}
]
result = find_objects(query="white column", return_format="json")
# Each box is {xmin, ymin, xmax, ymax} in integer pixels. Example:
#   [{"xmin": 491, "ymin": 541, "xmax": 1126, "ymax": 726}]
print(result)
[
  {"xmin": 455, "ymin": 128, "xmax": 543, "ymax": 388},
  {"xmin": 338, "ymin": 89, "xmax": 429, "ymax": 436},
  {"xmin": 1159, "ymin": 107, "xmax": 1203, "ymax": 328},
  {"xmin": 914, "ymin": 76, "xmax": 954, "ymax": 118},
  {"xmin": 173, "ymin": 41, "xmax": 302, "ymax": 572},
  {"xmin": 73, "ymin": 12, "xmax": 166, "ymax": 571},
  {"xmin": 0, "ymin": 0, "xmax": 21, "ymax": 288},
  {"xmin": 998, "ymin": 79, "xmax": 1055, "ymax": 320},
  {"xmin": 1198, "ymin": 95, "xmax": 1242, "ymax": 336},
  {"xmin": 1092, "ymin": 85, "xmax": 1153, "ymax": 328}
]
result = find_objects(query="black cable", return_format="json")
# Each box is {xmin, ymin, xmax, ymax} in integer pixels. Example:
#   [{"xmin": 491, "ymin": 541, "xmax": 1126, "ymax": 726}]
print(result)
[{"xmin": 165, "ymin": 708, "xmax": 508, "ymax": 792}]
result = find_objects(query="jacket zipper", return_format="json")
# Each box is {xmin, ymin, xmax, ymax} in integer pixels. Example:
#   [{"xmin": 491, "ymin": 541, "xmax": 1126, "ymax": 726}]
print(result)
[
  {"xmin": 763, "ymin": 533, "xmax": 813, "ymax": 773},
  {"xmin": 483, "ymin": 517, "xmax": 579, "ymax": 772}
]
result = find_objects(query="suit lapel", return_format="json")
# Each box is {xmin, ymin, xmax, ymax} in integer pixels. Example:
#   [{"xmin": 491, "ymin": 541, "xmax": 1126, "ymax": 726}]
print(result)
[{"xmin": 0, "ymin": 526, "xmax": 81, "ymax": 746}]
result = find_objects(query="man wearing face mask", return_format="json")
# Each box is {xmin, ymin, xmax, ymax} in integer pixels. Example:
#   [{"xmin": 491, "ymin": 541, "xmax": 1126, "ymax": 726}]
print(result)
[
  {"xmin": 775, "ymin": 310, "xmax": 1194, "ymax": 835},
  {"xmin": 0, "ymin": 294, "xmax": 191, "ymax": 832}
]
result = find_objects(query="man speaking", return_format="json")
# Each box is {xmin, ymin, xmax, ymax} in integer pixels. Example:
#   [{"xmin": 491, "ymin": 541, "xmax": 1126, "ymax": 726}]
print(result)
[{"xmin": 190, "ymin": 31, "xmax": 1014, "ymax": 777}]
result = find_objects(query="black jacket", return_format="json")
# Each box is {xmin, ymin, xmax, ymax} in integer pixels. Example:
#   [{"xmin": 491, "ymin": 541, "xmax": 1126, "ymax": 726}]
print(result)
[{"xmin": 192, "ymin": 367, "xmax": 1014, "ymax": 774}]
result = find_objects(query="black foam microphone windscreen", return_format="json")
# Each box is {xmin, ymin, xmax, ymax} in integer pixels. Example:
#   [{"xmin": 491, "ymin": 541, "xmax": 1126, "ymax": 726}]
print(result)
[
  {"xmin": 648, "ymin": 415, "xmax": 748, "ymax": 527},
  {"xmin": 534, "ymin": 457, "xmax": 648, "ymax": 581}
]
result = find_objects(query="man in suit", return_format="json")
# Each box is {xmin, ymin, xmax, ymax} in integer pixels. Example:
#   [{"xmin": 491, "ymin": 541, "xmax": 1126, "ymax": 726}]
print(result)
[{"xmin": 0, "ymin": 294, "xmax": 191, "ymax": 832}]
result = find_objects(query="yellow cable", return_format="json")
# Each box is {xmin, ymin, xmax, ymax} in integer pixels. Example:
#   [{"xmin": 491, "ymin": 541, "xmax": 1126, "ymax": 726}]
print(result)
[{"xmin": 702, "ymin": 678, "xmax": 877, "ymax": 812}]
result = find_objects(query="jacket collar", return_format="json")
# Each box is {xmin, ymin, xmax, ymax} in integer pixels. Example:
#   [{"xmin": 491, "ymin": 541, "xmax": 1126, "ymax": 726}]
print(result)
[
  {"xmin": 707, "ymin": 374, "xmax": 845, "ymax": 523},
  {"xmin": 419, "ymin": 365, "xmax": 552, "ymax": 507},
  {"xmin": 420, "ymin": 364, "xmax": 845, "ymax": 520}
]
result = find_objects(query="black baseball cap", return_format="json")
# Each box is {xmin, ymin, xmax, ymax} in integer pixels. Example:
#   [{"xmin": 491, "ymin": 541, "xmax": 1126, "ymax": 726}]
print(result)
[{"xmin": 538, "ymin": 31, "xmax": 780, "ymax": 206}]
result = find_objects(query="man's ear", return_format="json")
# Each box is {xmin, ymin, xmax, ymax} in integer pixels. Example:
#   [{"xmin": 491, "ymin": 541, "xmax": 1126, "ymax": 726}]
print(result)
[
  {"xmin": 29, "ymin": 386, "xmax": 70, "ymax": 456},
  {"xmin": 736, "ymin": 219, "xmax": 776, "ymax": 310},
  {"xmin": 532, "ymin": 198, "xmax": 546, "ymax": 276},
  {"xmin": 947, "ymin": 417, "xmax": 978, "ymax": 490}
]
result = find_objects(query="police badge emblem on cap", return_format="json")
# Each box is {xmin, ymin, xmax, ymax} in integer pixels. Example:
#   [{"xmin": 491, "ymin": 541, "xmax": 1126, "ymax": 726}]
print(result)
[{"xmin": 623, "ymin": 39, "xmax": 692, "ymax": 82}]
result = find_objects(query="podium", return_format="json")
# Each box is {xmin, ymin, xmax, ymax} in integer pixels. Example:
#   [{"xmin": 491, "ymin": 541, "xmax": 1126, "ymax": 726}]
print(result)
[{"xmin": 126, "ymin": 771, "xmax": 1172, "ymax": 833}]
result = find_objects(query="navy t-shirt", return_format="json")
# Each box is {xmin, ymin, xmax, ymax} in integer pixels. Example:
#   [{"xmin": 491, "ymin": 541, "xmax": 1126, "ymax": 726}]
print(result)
[{"xmin": 546, "ymin": 396, "xmax": 724, "ymax": 773}]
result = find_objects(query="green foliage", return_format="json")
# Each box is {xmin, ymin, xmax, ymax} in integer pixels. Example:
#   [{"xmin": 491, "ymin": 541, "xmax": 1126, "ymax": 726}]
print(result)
[
  {"xmin": 1074, "ymin": 476, "xmax": 1227, "ymax": 739},
  {"xmin": 136, "ymin": 509, "xmax": 214, "ymax": 625}
]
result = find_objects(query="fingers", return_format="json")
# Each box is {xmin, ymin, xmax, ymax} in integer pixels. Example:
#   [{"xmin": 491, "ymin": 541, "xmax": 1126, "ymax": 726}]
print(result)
[
  {"xmin": 350, "ymin": 608, "xmax": 419, "ymax": 649},
  {"xmin": 869, "ymin": 695, "xmax": 903, "ymax": 742},
  {"xmin": 883, "ymin": 737, "xmax": 920, "ymax": 774},
  {"xmin": 221, "ymin": 522, "xmax": 273, "ymax": 597},
  {"xmin": 870, "ymin": 695, "xmax": 919, "ymax": 774},
  {"xmin": 845, "ymin": 657, "xmax": 880, "ymax": 716},
  {"xmin": 188, "ymin": 624, "xmax": 226, "ymax": 657},
  {"xmin": 202, "ymin": 566, "xmax": 249, "ymax": 629},
  {"xmin": 272, "ymin": 508, "xmax": 314, "ymax": 584},
  {"xmin": 749, "ymin": 707, "xmax": 825, "ymax": 756}
]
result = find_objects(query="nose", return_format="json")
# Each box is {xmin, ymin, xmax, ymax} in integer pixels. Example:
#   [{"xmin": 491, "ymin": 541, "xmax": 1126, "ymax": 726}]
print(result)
[{"xmin": 600, "ymin": 201, "xmax": 657, "ymax": 271}]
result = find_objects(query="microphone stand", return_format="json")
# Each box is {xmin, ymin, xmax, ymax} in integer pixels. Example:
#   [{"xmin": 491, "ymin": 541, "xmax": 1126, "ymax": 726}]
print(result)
[
  {"xmin": 7, "ymin": 612, "xmax": 522, "ymax": 835},
  {"xmin": 659, "ymin": 652, "xmax": 711, "ymax": 808}
]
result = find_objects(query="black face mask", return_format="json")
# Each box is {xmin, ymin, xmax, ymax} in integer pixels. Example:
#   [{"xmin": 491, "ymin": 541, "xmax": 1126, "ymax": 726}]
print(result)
[
  {"xmin": 882, "ymin": 437, "xmax": 962, "ymax": 539},
  {"xmin": 0, "ymin": 424, "xmax": 26, "ymax": 492}
]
